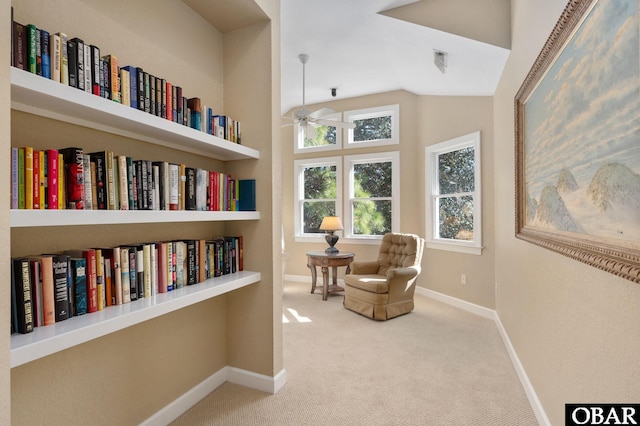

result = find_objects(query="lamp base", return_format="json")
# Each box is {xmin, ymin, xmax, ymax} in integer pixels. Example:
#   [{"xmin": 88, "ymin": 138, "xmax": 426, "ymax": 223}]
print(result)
[{"xmin": 325, "ymin": 232, "xmax": 339, "ymax": 254}]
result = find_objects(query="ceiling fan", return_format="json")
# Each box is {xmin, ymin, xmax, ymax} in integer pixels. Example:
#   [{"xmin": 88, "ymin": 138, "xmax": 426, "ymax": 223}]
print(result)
[{"xmin": 283, "ymin": 53, "xmax": 355, "ymax": 139}]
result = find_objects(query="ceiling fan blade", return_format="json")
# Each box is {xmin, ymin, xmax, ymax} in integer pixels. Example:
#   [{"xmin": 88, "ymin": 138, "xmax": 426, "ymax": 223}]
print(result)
[
  {"xmin": 303, "ymin": 123, "xmax": 317, "ymax": 140},
  {"xmin": 315, "ymin": 118, "xmax": 356, "ymax": 129},
  {"xmin": 308, "ymin": 107, "xmax": 336, "ymax": 119}
]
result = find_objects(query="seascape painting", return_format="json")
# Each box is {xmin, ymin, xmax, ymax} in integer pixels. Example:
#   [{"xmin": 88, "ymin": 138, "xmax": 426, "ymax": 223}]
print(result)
[{"xmin": 515, "ymin": 0, "xmax": 640, "ymax": 283}]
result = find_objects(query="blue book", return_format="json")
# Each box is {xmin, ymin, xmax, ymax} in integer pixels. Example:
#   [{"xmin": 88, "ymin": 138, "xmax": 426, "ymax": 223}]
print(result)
[
  {"xmin": 122, "ymin": 66, "xmax": 138, "ymax": 109},
  {"xmin": 238, "ymin": 179, "xmax": 256, "ymax": 211},
  {"xmin": 70, "ymin": 258, "xmax": 87, "ymax": 315},
  {"xmin": 40, "ymin": 30, "xmax": 51, "ymax": 79}
]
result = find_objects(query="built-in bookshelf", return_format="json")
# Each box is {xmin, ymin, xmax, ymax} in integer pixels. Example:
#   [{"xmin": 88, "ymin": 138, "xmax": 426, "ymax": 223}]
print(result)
[
  {"xmin": 10, "ymin": 64, "xmax": 262, "ymax": 365},
  {"xmin": 10, "ymin": 270, "xmax": 260, "ymax": 368}
]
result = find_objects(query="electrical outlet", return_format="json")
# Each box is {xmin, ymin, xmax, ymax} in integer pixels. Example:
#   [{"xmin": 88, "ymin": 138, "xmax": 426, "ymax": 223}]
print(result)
[{"xmin": 461, "ymin": 274, "xmax": 467, "ymax": 285}]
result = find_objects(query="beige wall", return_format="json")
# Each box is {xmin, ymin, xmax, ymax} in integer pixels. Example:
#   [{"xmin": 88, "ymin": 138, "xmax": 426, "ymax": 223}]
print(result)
[
  {"xmin": 7, "ymin": 0, "xmax": 279, "ymax": 424},
  {"xmin": 495, "ymin": 0, "xmax": 640, "ymax": 424},
  {"xmin": 282, "ymin": 91, "xmax": 496, "ymax": 309},
  {"xmin": 1, "ymin": 0, "xmax": 11, "ymax": 424}
]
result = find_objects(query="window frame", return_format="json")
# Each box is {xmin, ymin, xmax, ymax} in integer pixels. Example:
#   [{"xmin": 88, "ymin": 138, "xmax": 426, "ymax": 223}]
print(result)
[
  {"xmin": 425, "ymin": 131, "xmax": 482, "ymax": 255},
  {"xmin": 293, "ymin": 112, "xmax": 343, "ymax": 154},
  {"xmin": 293, "ymin": 156, "xmax": 343, "ymax": 242},
  {"xmin": 344, "ymin": 104, "xmax": 400, "ymax": 148},
  {"xmin": 343, "ymin": 151, "xmax": 400, "ymax": 241}
]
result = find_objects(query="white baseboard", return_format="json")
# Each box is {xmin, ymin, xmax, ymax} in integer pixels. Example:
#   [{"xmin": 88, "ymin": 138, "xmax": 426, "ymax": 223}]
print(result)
[
  {"xmin": 414, "ymin": 286, "xmax": 549, "ymax": 426},
  {"xmin": 141, "ymin": 367, "xmax": 287, "ymax": 426}
]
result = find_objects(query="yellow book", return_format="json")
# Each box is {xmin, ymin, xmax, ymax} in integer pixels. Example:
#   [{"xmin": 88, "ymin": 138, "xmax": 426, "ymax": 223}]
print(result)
[
  {"xmin": 24, "ymin": 147, "xmax": 34, "ymax": 209},
  {"xmin": 58, "ymin": 152, "xmax": 65, "ymax": 209}
]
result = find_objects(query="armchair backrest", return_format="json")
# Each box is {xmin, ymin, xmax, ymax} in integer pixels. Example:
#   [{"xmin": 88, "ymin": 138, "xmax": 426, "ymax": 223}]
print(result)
[{"xmin": 377, "ymin": 233, "xmax": 424, "ymax": 276}]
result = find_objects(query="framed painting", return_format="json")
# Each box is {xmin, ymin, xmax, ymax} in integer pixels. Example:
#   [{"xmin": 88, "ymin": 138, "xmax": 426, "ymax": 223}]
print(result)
[{"xmin": 515, "ymin": 0, "xmax": 640, "ymax": 283}]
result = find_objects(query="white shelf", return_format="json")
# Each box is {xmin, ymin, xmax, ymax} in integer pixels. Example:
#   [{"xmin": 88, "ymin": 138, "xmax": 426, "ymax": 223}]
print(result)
[
  {"xmin": 11, "ymin": 209, "xmax": 260, "ymax": 228},
  {"xmin": 10, "ymin": 67, "xmax": 259, "ymax": 161},
  {"xmin": 10, "ymin": 271, "xmax": 261, "ymax": 368}
]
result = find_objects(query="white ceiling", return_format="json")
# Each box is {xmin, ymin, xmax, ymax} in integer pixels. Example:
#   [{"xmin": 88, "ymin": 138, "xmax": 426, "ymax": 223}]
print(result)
[{"xmin": 281, "ymin": 0, "xmax": 511, "ymax": 114}]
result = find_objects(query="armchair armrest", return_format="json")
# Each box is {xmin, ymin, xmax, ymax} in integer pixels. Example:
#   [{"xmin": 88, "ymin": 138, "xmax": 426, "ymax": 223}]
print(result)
[
  {"xmin": 386, "ymin": 266, "xmax": 421, "ymax": 301},
  {"xmin": 386, "ymin": 266, "xmax": 419, "ymax": 280},
  {"xmin": 350, "ymin": 261, "xmax": 380, "ymax": 275}
]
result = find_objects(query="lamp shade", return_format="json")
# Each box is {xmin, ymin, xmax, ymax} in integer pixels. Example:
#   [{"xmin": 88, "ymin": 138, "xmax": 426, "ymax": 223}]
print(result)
[{"xmin": 319, "ymin": 216, "xmax": 343, "ymax": 231}]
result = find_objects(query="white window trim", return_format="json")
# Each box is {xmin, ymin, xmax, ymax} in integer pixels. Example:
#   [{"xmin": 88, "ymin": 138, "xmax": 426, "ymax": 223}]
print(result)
[
  {"xmin": 293, "ymin": 112, "xmax": 343, "ymax": 154},
  {"xmin": 343, "ymin": 151, "xmax": 400, "ymax": 241},
  {"xmin": 294, "ymin": 156, "xmax": 343, "ymax": 243},
  {"xmin": 425, "ymin": 131, "xmax": 482, "ymax": 255},
  {"xmin": 344, "ymin": 104, "xmax": 399, "ymax": 148}
]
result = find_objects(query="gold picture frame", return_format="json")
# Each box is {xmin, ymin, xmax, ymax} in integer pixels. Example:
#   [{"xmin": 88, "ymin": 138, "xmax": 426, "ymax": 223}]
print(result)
[{"xmin": 515, "ymin": 0, "xmax": 640, "ymax": 283}]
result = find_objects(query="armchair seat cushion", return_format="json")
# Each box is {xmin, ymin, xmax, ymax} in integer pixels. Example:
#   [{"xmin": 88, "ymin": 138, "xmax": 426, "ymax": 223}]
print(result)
[{"xmin": 343, "ymin": 274, "xmax": 389, "ymax": 293}]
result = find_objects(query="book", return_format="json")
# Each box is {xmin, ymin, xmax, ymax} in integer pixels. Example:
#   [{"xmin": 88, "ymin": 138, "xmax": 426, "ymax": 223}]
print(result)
[
  {"xmin": 83, "ymin": 43, "xmax": 91, "ymax": 93},
  {"xmin": 67, "ymin": 37, "xmax": 78, "ymax": 88},
  {"xmin": 27, "ymin": 24, "xmax": 37, "ymax": 74},
  {"xmin": 60, "ymin": 147, "xmax": 85, "ymax": 209},
  {"xmin": 58, "ymin": 152, "xmax": 65, "ymax": 209},
  {"xmin": 82, "ymin": 154, "xmax": 93, "ymax": 210},
  {"xmin": 120, "ymin": 67, "xmax": 130, "ymax": 106},
  {"xmin": 185, "ymin": 167, "xmax": 196, "ymax": 210},
  {"xmin": 12, "ymin": 258, "xmax": 34, "ymax": 334},
  {"xmin": 95, "ymin": 248, "xmax": 105, "ymax": 310},
  {"xmin": 46, "ymin": 148, "xmax": 59, "ymax": 209},
  {"xmin": 11, "ymin": 147, "xmax": 18, "ymax": 209},
  {"xmin": 64, "ymin": 249, "xmax": 97, "ymax": 313},
  {"xmin": 90, "ymin": 45, "xmax": 100, "ymax": 95},
  {"xmin": 121, "ymin": 66, "xmax": 137, "ymax": 109},
  {"xmin": 36, "ymin": 255, "xmax": 56, "ymax": 326},
  {"xmin": 27, "ymin": 258, "xmax": 43, "ymax": 327},
  {"xmin": 32, "ymin": 149, "xmax": 40, "ymax": 209},
  {"xmin": 157, "ymin": 242, "xmax": 168, "ymax": 293},
  {"xmin": 51, "ymin": 254, "xmax": 70, "ymax": 322},
  {"xmin": 106, "ymin": 151, "xmax": 116, "ymax": 210},
  {"xmin": 57, "ymin": 32, "xmax": 68, "ymax": 85},
  {"xmin": 41, "ymin": 29, "xmax": 50, "ymax": 78},
  {"xmin": 89, "ymin": 151, "xmax": 108, "ymax": 209},
  {"xmin": 52, "ymin": 32, "xmax": 61, "ymax": 82},
  {"xmin": 135, "ymin": 67, "xmax": 145, "ymax": 111},
  {"xmin": 186, "ymin": 240, "xmax": 197, "ymax": 285},
  {"xmin": 117, "ymin": 155, "xmax": 129, "ymax": 210},
  {"xmin": 102, "ymin": 54, "xmax": 119, "ymax": 102},
  {"xmin": 69, "ymin": 257, "xmax": 87, "ymax": 316},
  {"xmin": 169, "ymin": 163, "xmax": 179, "ymax": 210},
  {"xmin": 24, "ymin": 146, "xmax": 34, "ymax": 209},
  {"xmin": 238, "ymin": 179, "xmax": 256, "ymax": 211},
  {"xmin": 119, "ymin": 247, "xmax": 131, "ymax": 303},
  {"xmin": 13, "ymin": 20, "xmax": 27, "ymax": 70}
]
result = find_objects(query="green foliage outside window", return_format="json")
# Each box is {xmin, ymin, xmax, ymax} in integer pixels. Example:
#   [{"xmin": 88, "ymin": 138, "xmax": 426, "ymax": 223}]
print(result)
[
  {"xmin": 352, "ymin": 161, "xmax": 392, "ymax": 235},
  {"xmin": 437, "ymin": 147, "xmax": 475, "ymax": 240},
  {"xmin": 303, "ymin": 165, "xmax": 337, "ymax": 233},
  {"xmin": 303, "ymin": 125, "xmax": 336, "ymax": 147},
  {"xmin": 353, "ymin": 116, "xmax": 392, "ymax": 142}
]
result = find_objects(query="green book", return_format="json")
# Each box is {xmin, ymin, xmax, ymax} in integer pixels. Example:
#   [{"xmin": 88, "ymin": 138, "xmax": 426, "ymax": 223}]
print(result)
[{"xmin": 27, "ymin": 24, "xmax": 37, "ymax": 74}]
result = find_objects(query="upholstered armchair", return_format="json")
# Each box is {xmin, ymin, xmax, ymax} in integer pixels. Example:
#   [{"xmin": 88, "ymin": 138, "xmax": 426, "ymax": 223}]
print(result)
[{"xmin": 343, "ymin": 233, "xmax": 425, "ymax": 320}]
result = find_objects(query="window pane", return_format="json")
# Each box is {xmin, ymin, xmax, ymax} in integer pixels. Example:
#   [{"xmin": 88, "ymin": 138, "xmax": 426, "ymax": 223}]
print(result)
[
  {"xmin": 303, "ymin": 166, "xmax": 336, "ymax": 199},
  {"xmin": 304, "ymin": 125, "xmax": 336, "ymax": 148},
  {"xmin": 303, "ymin": 201, "xmax": 336, "ymax": 233},
  {"xmin": 353, "ymin": 116, "xmax": 392, "ymax": 142},
  {"xmin": 352, "ymin": 200, "xmax": 391, "ymax": 235},
  {"xmin": 438, "ymin": 147, "xmax": 475, "ymax": 194},
  {"xmin": 353, "ymin": 162, "xmax": 392, "ymax": 197},
  {"xmin": 438, "ymin": 196, "xmax": 474, "ymax": 240}
]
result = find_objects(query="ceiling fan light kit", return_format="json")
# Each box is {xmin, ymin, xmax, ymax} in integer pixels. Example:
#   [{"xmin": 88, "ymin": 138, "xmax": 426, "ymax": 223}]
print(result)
[{"xmin": 282, "ymin": 53, "xmax": 355, "ymax": 137}]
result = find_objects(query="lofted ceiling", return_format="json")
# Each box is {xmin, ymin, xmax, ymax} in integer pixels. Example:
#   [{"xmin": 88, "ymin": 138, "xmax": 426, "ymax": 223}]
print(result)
[{"xmin": 281, "ymin": 0, "xmax": 511, "ymax": 114}]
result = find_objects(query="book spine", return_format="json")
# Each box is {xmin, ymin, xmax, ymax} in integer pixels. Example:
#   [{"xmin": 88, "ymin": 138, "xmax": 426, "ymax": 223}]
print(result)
[
  {"xmin": 27, "ymin": 24, "xmax": 37, "ymax": 73},
  {"xmin": 12, "ymin": 258, "xmax": 34, "ymax": 334},
  {"xmin": 83, "ymin": 43, "xmax": 91, "ymax": 93},
  {"xmin": 13, "ymin": 21, "xmax": 26, "ymax": 70},
  {"xmin": 94, "ymin": 249, "xmax": 105, "ymax": 311},
  {"xmin": 122, "ymin": 66, "xmax": 137, "ymax": 109},
  {"xmin": 66, "ymin": 38, "xmax": 77, "ymax": 88},
  {"xmin": 70, "ymin": 257, "xmax": 87, "ymax": 315},
  {"xmin": 11, "ymin": 147, "xmax": 18, "ymax": 209},
  {"xmin": 117, "ymin": 155, "xmax": 129, "ymax": 210},
  {"xmin": 166, "ymin": 81, "xmax": 173, "ymax": 121},
  {"xmin": 112, "ymin": 248, "xmax": 122, "ymax": 305},
  {"xmin": 36, "ymin": 28, "xmax": 42, "ymax": 76},
  {"xmin": 160, "ymin": 78, "xmax": 166, "ymax": 119},
  {"xmin": 106, "ymin": 151, "xmax": 116, "ymax": 210},
  {"xmin": 120, "ymin": 67, "xmax": 130, "ymax": 106},
  {"xmin": 127, "ymin": 248, "xmax": 137, "ymax": 301},
  {"xmin": 24, "ymin": 147, "xmax": 33, "ymax": 209},
  {"xmin": 46, "ymin": 149, "xmax": 59, "ymax": 209},
  {"xmin": 120, "ymin": 247, "xmax": 131, "ymax": 303},
  {"xmin": 136, "ymin": 246, "xmax": 145, "ymax": 299},
  {"xmin": 60, "ymin": 147, "xmax": 85, "ymax": 210},
  {"xmin": 29, "ymin": 258, "xmax": 43, "ymax": 327},
  {"xmin": 143, "ymin": 244, "xmax": 151, "ymax": 297},
  {"xmin": 103, "ymin": 257, "xmax": 113, "ymax": 307},
  {"xmin": 40, "ymin": 30, "xmax": 51, "ymax": 79},
  {"xmin": 57, "ymin": 32, "xmax": 68, "ymax": 85},
  {"xmin": 90, "ymin": 45, "xmax": 100, "ymax": 95},
  {"xmin": 136, "ymin": 67, "xmax": 145, "ymax": 111},
  {"xmin": 157, "ymin": 242, "xmax": 167, "ymax": 293},
  {"xmin": 32, "ymin": 149, "xmax": 40, "ymax": 209},
  {"xmin": 52, "ymin": 255, "xmax": 70, "ymax": 322},
  {"xmin": 143, "ymin": 71, "xmax": 150, "ymax": 114}
]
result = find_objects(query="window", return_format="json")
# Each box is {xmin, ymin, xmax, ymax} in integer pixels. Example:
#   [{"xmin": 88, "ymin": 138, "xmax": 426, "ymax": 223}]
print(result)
[
  {"xmin": 294, "ymin": 112, "xmax": 343, "ymax": 153},
  {"xmin": 425, "ymin": 131, "xmax": 482, "ymax": 255},
  {"xmin": 294, "ymin": 157, "xmax": 342, "ymax": 238},
  {"xmin": 344, "ymin": 104, "xmax": 399, "ymax": 148},
  {"xmin": 344, "ymin": 152, "xmax": 400, "ymax": 239}
]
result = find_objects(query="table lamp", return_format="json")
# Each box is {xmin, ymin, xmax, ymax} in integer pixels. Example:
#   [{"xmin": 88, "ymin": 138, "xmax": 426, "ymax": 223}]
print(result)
[{"xmin": 319, "ymin": 216, "xmax": 344, "ymax": 254}]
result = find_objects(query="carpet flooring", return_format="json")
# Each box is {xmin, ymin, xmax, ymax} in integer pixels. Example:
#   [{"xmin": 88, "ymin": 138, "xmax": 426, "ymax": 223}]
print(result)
[{"xmin": 170, "ymin": 281, "xmax": 539, "ymax": 425}]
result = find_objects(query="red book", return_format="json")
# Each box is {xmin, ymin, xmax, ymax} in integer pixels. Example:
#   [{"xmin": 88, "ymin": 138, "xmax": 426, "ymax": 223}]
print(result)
[
  {"xmin": 65, "ymin": 249, "xmax": 97, "ymax": 313},
  {"xmin": 46, "ymin": 149, "xmax": 59, "ymax": 209},
  {"xmin": 166, "ymin": 81, "xmax": 173, "ymax": 122},
  {"xmin": 60, "ymin": 147, "xmax": 85, "ymax": 210},
  {"xmin": 32, "ymin": 149, "xmax": 40, "ymax": 209},
  {"xmin": 157, "ymin": 242, "xmax": 168, "ymax": 293}
]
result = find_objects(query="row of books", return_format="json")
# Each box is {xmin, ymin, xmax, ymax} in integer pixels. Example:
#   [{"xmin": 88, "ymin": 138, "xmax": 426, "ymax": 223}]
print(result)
[
  {"xmin": 11, "ymin": 236, "xmax": 244, "ymax": 334},
  {"xmin": 10, "ymin": 146, "xmax": 257, "ymax": 212},
  {"xmin": 10, "ymin": 11, "xmax": 242, "ymax": 143}
]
